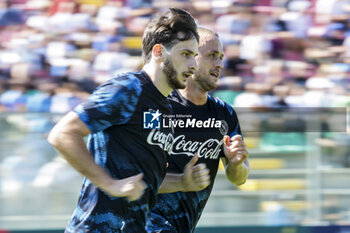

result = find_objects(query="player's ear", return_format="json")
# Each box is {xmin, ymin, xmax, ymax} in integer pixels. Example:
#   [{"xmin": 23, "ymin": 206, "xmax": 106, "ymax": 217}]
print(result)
[{"xmin": 152, "ymin": 44, "xmax": 164, "ymax": 62}]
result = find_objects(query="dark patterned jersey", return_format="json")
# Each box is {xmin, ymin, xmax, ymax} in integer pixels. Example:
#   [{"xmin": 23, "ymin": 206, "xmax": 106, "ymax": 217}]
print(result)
[
  {"xmin": 65, "ymin": 70, "xmax": 174, "ymax": 233},
  {"xmin": 149, "ymin": 89, "xmax": 241, "ymax": 233}
]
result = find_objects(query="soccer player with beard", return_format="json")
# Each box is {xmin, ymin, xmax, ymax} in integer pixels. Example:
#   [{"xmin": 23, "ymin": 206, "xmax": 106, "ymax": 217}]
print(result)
[
  {"xmin": 148, "ymin": 27, "xmax": 250, "ymax": 233},
  {"xmin": 48, "ymin": 8, "xmax": 198, "ymax": 233}
]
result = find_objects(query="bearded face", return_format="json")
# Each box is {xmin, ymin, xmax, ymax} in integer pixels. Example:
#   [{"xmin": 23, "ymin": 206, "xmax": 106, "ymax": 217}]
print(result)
[
  {"xmin": 162, "ymin": 57, "xmax": 187, "ymax": 89},
  {"xmin": 193, "ymin": 37, "xmax": 224, "ymax": 92}
]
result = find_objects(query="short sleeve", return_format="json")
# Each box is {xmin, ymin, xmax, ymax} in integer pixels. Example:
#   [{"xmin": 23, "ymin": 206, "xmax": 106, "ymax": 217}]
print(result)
[
  {"xmin": 210, "ymin": 95, "xmax": 242, "ymax": 138},
  {"xmin": 74, "ymin": 74, "xmax": 142, "ymax": 133},
  {"xmin": 220, "ymin": 103, "xmax": 243, "ymax": 159},
  {"xmin": 227, "ymin": 104, "xmax": 242, "ymax": 138}
]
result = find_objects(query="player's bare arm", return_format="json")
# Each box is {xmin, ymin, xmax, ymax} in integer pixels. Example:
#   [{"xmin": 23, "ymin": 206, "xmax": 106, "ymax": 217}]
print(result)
[
  {"xmin": 48, "ymin": 111, "xmax": 146, "ymax": 201},
  {"xmin": 158, "ymin": 154, "xmax": 210, "ymax": 193},
  {"xmin": 221, "ymin": 134, "xmax": 249, "ymax": 186}
]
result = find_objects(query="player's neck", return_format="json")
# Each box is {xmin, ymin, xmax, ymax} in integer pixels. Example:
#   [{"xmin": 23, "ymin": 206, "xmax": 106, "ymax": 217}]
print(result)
[
  {"xmin": 180, "ymin": 82, "xmax": 208, "ymax": 106},
  {"xmin": 143, "ymin": 64, "xmax": 172, "ymax": 97}
]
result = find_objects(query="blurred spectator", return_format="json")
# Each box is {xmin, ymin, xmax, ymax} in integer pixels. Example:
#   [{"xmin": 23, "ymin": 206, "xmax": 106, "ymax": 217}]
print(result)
[
  {"xmin": 0, "ymin": 1, "xmax": 25, "ymax": 27},
  {"xmin": 0, "ymin": 0, "xmax": 349, "ymax": 114}
]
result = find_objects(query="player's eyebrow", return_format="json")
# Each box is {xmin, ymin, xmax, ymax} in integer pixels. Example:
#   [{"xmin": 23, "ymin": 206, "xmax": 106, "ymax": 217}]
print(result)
[
  {"xmin": 210, "ymin": 50, "xmax": 222, "ymax": 55},
  {"xmin": 182, "ymin": 49, "xmax": 198, "ymax": 57},
  {"xmin": 209, "ymin": 50, "xmax": 224, "ymax": 58}
]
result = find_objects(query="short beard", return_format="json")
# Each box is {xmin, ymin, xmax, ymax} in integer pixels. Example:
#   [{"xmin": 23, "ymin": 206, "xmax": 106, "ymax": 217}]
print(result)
[
  {"xmin": 162, "ymin": 58, "xmax": 186, "ymax": 89},
  {"xmin": 195, "ymin": 73, "xmax": 217, "ymax": 92}
]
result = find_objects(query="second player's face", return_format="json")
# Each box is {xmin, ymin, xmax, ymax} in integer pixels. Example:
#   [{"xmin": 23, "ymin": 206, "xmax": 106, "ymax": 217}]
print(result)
[
  {"xmin": 162, "ymin": 38, "xmax": 199, "ymax": 89},
  {"xmin": 194, "ymin": 37, "xmax": 224, "ymax": 91}
]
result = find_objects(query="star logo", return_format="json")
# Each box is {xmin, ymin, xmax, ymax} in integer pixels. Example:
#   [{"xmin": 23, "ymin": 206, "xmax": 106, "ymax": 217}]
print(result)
[
  {"xmin": 151, "ymin": 110, "xmax": 162, "ymax": 122},
  {"xmin": 143, "ymin": 110, "xmax": 162, "ymax": 129}
]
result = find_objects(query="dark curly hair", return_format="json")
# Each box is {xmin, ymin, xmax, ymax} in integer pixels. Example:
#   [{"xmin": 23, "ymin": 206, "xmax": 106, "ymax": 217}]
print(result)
[{"xmin": 142, "ymin": 8, "xmax": 199, "ymax": 64}]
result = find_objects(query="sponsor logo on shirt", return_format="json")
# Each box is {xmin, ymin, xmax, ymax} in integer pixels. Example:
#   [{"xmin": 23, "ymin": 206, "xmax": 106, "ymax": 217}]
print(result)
[
  {"xmin": 147, "ymin": 129, "xmax": 174, "ymax": 154},
  {"xmin": 144, "ymin": 112, "xmax": 226, "ymax": 157},
  {"xmin": 171, "ymin": 135, "xmax": 223, "ymax": 159}
]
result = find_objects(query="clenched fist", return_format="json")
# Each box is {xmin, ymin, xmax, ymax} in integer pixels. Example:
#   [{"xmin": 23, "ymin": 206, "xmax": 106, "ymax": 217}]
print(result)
[
  {"xmin": 182, "ymin": 154, "xmax": 211, "ymax": 192},
  {"xmin": 101, "ymin": 173, "xmax": 147, "ymax": 202},
  {"xmin": 223, "ymin": 135, "xmax": 248, "ymax": 166}
]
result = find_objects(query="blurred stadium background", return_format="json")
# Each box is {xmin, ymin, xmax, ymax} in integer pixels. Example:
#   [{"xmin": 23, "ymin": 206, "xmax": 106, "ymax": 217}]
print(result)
[{"xmin": 1, "ymin": 0, "xmax": 350, "ymax": 232}]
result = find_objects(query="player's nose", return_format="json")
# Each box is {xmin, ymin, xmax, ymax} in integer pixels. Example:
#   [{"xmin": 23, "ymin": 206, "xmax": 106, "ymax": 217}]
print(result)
[{"xmin": 189, "ymin": 57, "xmax": 198, "ymax": 72}]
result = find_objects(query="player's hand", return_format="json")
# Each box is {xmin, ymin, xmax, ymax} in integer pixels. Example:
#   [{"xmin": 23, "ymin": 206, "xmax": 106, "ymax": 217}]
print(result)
[
  {"xmin": 101, "ymin": 173, "xmax": 147, "ymax": 201},
  {"xmin": 182, "ymin": 154, "xmax": 210, "ymax": 192},
  {"xmin": 223, "ymin": 135, "xmax": 248, "ymax": 166}
]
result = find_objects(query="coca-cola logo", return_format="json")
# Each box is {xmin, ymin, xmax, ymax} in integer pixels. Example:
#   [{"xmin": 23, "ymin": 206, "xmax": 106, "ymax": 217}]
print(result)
[
  {"xmin": 171, "ymin": 135, "xmax": 223, "ymax": 160},
  {"xmin": 146, "ymin": 129, "xmax": 174, "ymax": 154}
]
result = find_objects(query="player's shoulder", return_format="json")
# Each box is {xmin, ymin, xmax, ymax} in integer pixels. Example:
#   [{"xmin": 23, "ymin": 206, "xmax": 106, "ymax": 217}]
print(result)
[
  {"xmin": 97, "ymin": 71, "xmax": 143, "ymax": 93},
  {"xmin": 208, "ymin": 94, "xmax": 235, "ymax": 115},
  {"xmin": 110, "ymin": 71, "xmax": 142, "ymax": 88}
]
